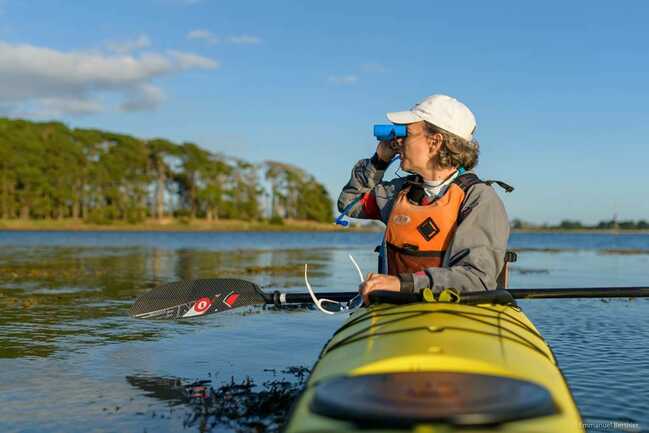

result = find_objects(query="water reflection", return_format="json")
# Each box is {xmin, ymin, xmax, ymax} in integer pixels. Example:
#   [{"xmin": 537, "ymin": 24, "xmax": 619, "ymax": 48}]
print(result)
[
  {"xmin": 0, "ymin": 246, "xmax": 337, "ymax": 358},
  {"xmin": 0, "ymin": 232, "xmax": 648, "ymax": 433}
]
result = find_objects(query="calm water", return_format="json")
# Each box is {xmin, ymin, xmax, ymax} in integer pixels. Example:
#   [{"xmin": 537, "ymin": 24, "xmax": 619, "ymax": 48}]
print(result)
[{"xmin": 0, "ymin": 231, "xmax": 648, "ymax": 433}]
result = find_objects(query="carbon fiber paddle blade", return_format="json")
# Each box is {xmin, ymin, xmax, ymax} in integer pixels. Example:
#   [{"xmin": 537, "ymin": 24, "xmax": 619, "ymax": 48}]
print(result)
[{"xmin": 129, "ymin": 278, "xmax": 267, "ymax": 320}]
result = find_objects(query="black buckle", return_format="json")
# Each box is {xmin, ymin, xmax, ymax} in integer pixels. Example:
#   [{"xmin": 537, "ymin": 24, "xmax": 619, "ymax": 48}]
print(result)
[{"xmin": 417, "ymin": 217, "xmax": 439, "ymax": 241}]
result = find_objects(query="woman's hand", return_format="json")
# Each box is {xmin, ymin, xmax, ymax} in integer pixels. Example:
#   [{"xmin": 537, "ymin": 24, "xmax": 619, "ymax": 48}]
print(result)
[
  {"xmin": 376, "ymin": 140, "xmax": 399, "ymax": 162},
  {"xmin": 359, "ymin": 273, "xmax": 401, "ymax": 304}
]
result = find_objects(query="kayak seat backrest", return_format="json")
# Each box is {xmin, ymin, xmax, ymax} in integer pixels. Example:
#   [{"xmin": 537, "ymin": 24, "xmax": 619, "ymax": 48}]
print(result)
[{"xmin": 496, "ymin": 250, "xmax": 518, "ymax": 289}]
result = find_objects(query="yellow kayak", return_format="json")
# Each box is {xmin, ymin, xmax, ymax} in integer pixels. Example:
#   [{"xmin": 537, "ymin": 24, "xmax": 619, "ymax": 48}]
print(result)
[{"xmin": 285, "ymin": 301, "xmax": 583, "ymax": 433}]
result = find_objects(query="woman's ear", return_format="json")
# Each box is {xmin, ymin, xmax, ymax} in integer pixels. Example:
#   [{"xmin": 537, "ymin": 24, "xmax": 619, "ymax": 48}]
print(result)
[{"xmin": 427, "ymin": 132, "xmax": 442, "ymax": 156}]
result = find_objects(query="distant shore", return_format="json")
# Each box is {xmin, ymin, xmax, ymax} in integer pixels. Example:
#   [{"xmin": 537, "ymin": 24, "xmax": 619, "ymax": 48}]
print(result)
[
  {"xmin": 0, "ymin": 219, "xmax": 648, "ymax": 234},
  {"xmin": 0, "ymin": 218, "xmax": 381, "ymax": 232},
  {"xmin": 511, "ymin": 228, "xmax": 649, "ymax": 234}
]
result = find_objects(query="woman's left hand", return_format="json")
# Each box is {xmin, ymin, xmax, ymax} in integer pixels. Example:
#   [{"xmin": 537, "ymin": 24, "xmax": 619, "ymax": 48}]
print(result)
[{"xmin": 359, "ymin": 273, "xmax": 401, "ymax": 304}]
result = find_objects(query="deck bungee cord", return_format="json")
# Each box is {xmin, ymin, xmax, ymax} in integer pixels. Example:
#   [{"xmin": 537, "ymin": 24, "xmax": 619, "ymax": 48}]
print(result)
[{"xmin": 320, "ymin": 307, "xmax": 552, "ymax": 361}]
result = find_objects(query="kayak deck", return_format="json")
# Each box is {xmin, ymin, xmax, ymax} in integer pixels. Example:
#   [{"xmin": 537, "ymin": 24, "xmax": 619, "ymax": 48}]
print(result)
[{"xmin": 285, "ymin": 302, "xmax": 583, "ymax": 433}]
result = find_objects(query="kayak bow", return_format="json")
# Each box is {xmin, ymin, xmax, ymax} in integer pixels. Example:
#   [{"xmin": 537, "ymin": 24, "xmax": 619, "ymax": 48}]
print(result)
[{"xmin": 285, "ymin": 300, "xmax": 584, "ymax": 433}]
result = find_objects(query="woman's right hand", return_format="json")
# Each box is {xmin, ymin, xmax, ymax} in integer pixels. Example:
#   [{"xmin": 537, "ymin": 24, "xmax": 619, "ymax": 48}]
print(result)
[{"xmin": 376, "ymin": 140, "xmax": 399, "ymax": 162}]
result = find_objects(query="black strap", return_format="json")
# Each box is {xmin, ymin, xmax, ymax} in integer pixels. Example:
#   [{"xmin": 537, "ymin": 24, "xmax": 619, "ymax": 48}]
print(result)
[
  {"xmin": 367, "ymin": 289, "xmax": 516, "ymax": 306},
  {"xmin": 505, "ymin": 251, "xmax": 518, "ymax": 263},
  {"xmin": 454, "ymin": 174, "xmax": 515, "ymax": 194},
  {"xmin": 452, "ymin": 173, "xmax": 483, "ymax": 191},
  {"xmin": 405, "ymin": 172, "xmax": 481, "ymax": 205},
  {"xmin": 485, "ymin": 179, "xmax": 514, "ymax": 193},
  {"xmin": 453, "ymin": 174, "xmax": 483, "ymax": 226},
  {"xmin": 403, "ymin": 175, "xmax": 425, "ymax": 204},
  {"xmin": 386, "ymin": 242, "xmax": 445, "ymax": 257},
  {"xmin": 455, "ymin": 174, "xmax": 514, "ymax": 225},
  {"xmin": 403, "ymin": 173, "xmax": 510, "ymax": 196},
  {"xmin": 406, "ymin": 186, "xmax": 426, "ymax": 204}
]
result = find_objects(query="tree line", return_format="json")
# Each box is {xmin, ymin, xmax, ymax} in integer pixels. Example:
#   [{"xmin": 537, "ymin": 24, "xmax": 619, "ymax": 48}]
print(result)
[
  {"xmin": 0, "ymin": 118, "xmax": 333, "ymax": 223},
  {"xmin": 511, "ymin": 218, "xmax": 649, "ymax": 230}
]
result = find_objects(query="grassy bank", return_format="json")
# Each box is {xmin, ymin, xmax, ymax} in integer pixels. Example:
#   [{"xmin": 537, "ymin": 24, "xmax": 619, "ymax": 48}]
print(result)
[
  {"xmin": 1, "ymin": 219, "xmax": 647, "ymax": 234},
  {"xmin": 0, "ymin": 218, "xmax": 382, "ymax": 232}
]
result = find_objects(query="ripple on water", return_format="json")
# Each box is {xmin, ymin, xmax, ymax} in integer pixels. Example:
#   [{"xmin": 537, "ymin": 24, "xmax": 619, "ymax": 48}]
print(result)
[
  {"xmin": 522, "ymin": 298, "xmax": 649, "ymax": 432},
  {"xmin": 1, "ymin": 232, "xmax": 649, "ymax": 432}
]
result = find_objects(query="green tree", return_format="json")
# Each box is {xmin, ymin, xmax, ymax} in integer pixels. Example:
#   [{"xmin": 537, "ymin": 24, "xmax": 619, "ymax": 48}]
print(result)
[
  {"xmin": 90, "ymin": 132, "xmax": 149, "ymax": 223},
  {"xmin": 221, "ymin": 160, "xmax": 261, "ymax": 220},
  {"xmin": 559, "ymin": 220, "xmax": 583, "ymax": 230},
  {"xmin": 0, "ymin": 119, "xmax": 17, "ymax": 218},
  {"xmin": 197, "ymin": 155, "xmax": 232, "ymax": 221},
  {"xmin": 11, "ymin": 120, "xmax": 50, "ymax": 219},
  {"xmin": 263, "ymin": 161, "xmax": 332, "ymax": 222},
  {"xmin": 176, "ymin": 142, "xmax": 211, "ymax": 219},
  {"xmin": 147, "ymin": 138, "xmax": 180, "ymax": 220},
  {"xmin": 73, "ymin": 128, "xmax": 106, "ymax": 220},
  {"xmin": 0, "ymin": 117, "xmax": 332, "ymax": 225}
]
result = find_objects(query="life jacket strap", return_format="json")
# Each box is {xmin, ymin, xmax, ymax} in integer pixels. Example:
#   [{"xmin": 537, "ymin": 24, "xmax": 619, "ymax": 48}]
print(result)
[
  {"xmin": 404, "ymin": 172, "xmax": 481, "ymax": 205},
  {"xmin": 485, "ymin": 179, "xmax": 515, "ymax": 193},
  {"xmin": 386, "ymin": 242, "xmax": 445, "ymax": 257},
  {"xmin": 452, "ymin": 173, "xmax": 483, "ymax": 192}
]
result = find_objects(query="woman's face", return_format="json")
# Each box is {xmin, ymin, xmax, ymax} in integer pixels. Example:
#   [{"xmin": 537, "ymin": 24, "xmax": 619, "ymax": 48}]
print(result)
[{"xmin": 397, "ymin": 122, "xmax": 436, "ymax": 174}]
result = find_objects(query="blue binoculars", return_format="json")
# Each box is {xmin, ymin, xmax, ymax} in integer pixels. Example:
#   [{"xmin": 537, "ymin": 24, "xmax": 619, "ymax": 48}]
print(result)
[{"xmin": 373, "ymin": 124, "xmax": 407, "ymax": 141}]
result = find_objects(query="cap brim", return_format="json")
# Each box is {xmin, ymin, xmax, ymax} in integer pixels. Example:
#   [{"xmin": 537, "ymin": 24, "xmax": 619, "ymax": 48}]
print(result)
[{"xmin": 386, "ymin": 110, "xmax": 422, "ymax": 124}]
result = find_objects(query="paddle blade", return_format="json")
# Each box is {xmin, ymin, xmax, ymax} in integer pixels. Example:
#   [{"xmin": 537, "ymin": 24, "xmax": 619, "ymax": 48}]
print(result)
[{"xmin": 129, "ymin": 278, "xmax": 267, "ymax": 320}]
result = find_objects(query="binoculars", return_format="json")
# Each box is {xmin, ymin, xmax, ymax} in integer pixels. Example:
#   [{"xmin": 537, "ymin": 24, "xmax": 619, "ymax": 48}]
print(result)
[{"xmin": 373, "ymin": 124, "xmax": 407, "ymax": 141}]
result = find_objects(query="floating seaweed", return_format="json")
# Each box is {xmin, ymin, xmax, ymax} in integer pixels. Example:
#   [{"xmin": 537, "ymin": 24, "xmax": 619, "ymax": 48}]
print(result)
[{"xmin": 127, "ymin": 367, "xmax": 311, "ymax": 433}]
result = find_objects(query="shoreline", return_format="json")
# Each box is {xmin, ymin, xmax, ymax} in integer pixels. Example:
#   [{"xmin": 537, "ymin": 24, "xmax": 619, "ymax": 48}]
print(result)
[
  {"xmin": 511, "ymin": 228, "xmax": 649, "ymax": 234},
  {"xmin": 0, "ymin": 218, "xmax": 382, "ymax": 233},
  {"xmin": 0, "ymin": 219, "xmax": 648, "ymax": 234}
]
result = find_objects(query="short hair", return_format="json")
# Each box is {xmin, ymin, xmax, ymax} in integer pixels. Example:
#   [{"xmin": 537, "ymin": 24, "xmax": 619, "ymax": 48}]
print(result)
[{"xmin": 423, "ymin": 122, "xmax": 479, "ymax": 170}]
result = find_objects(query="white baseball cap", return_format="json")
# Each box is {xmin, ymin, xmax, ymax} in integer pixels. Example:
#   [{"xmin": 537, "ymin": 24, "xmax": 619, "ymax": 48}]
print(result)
[{"xmin": 386, "ymin": 94, "xmax": 477, "ymax": 141}]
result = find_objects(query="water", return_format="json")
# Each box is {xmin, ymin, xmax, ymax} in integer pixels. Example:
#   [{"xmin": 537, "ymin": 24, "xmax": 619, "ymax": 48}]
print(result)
[{"xmin": 0, "ymin": 231, "xmax": 648, "ymax": 432}]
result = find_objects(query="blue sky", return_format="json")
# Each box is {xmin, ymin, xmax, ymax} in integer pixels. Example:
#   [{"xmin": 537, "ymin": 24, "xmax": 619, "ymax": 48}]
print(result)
[{"xmin": 1, "ymin": 0, "xmax": 648, "ymax": 224}]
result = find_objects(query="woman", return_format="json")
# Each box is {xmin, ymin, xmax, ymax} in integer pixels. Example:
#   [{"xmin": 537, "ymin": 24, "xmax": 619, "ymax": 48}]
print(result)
[{"xmin": 337, "ymin": 94, "xmax": 510, "ymax": 303}]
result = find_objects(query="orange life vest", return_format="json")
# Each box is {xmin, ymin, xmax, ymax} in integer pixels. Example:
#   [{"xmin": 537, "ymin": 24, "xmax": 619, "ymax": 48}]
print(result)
[{"xmin": 384, "ymin": 173, "xmax": 482, "ymax": 276}]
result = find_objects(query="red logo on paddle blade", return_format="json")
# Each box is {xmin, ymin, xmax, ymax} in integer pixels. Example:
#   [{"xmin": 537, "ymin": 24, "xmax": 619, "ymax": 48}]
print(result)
[
  {"xmin": 194, "ymin": 297, "xmax": 212, "ymax": 313},
  {"xmin": 182, "ymin": 296, "xmax": 213, "ymax": 318},
  {"xmin": 223, "ymin": 292, "xmax": 239, "ymax": 308}
]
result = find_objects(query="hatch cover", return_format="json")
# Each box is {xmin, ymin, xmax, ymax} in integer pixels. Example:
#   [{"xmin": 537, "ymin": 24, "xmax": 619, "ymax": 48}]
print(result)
[{"xmin": 310, "ymin": 372, "xmax": 558, "ymax": 427}]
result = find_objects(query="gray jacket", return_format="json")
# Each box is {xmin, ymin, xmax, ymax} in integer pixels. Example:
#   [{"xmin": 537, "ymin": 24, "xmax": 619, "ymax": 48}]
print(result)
[{"xmin": 338, "ymin": 154, "xmax": 510, "ymax": 294}]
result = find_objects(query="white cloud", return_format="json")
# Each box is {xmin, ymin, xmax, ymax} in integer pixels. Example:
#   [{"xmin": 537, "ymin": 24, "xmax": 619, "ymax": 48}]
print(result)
[
  {"xmin": 187, "ymin": 30, "xmax": 262, "ymax": 45},
  {"xmin": 328, "ymin": 75, "xmax": 358, "ymax": 85},
  {"xmin": 33, "ymin": 98, "xmax": 104, "ymax": 117},
  {"xmin": 120, "ymin": 84, "xmax": 165, "ymax": 112},
  {"xmin": 0, "ymin": 40, "xmax": 218, "ymax": 116},
  {"xmin": 169, "ymin": 50, "xmax": 219, "ymax": 69},
  {"xmin": 187, "ymin": 29, "xmax": 219, "ymax": 45},
  {"xmin": 225, "ymin": 35, "xmax": 261, "ymax": 45},
  {"xmin": 107, "ymin": 34, "xmax": 151, "ymax": 54}
]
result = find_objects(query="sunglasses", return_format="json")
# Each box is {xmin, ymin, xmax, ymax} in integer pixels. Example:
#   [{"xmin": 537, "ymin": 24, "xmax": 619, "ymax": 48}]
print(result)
[{"xmin": 304, "ymin": 254, "xmax": 365, "ymax": 315}]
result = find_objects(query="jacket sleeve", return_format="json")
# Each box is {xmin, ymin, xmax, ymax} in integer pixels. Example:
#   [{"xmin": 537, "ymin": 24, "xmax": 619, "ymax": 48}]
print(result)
[
  {"xmin": 337, "ymin": 154, "xmax": 390, "ymax": 221},
  {"xmin": 399, "ymin": 184, "xmax": 510, "ymax": 293}
]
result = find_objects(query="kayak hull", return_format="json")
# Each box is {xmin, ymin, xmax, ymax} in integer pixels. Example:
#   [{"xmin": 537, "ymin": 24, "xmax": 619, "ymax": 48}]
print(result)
[{"xmin": 285, "ymin": 302, "xmax": 583, "ymax": 433}]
